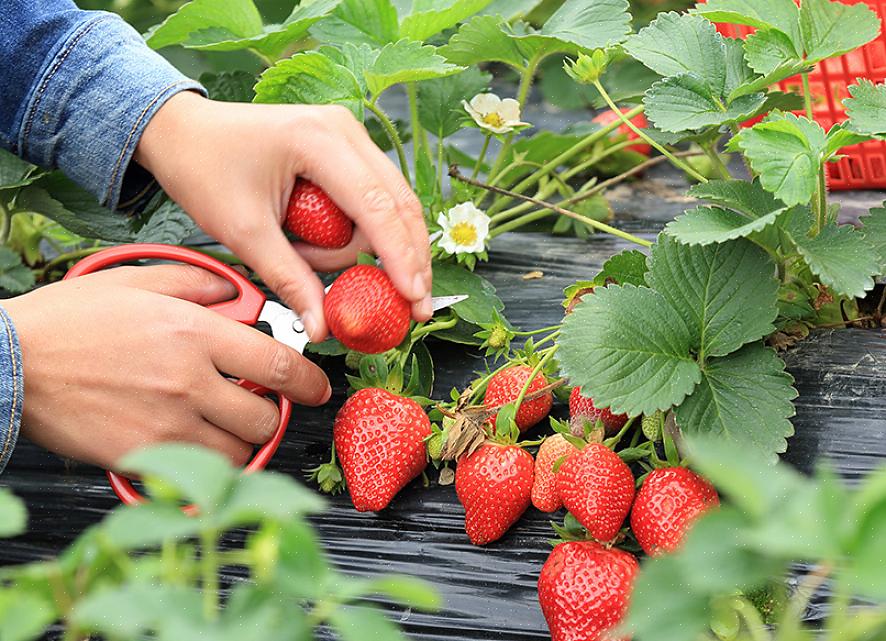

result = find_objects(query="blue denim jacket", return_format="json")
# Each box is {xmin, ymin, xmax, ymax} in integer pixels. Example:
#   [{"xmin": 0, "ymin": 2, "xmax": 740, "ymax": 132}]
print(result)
[{"xmin": 0, "ymin": 0, "xmax": 205, "ymax": 472}]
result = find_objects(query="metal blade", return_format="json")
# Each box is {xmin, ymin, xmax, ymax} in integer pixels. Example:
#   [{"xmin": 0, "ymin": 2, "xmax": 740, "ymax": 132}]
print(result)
[
  {"xmin": 258, "ymin": 301, "xmax": 310, "ymax": 353},
  {"xmin": 431, "ymin": 294, "xmax": 468, "ymax": 312}
]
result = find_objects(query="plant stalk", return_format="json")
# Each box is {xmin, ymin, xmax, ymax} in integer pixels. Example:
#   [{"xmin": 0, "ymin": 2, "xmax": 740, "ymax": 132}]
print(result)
[
  {"xmin": 512, "ymin": 345, "xmax": 559, "ymax": 417},
  {"xmin": 200, "ymin": 529, "xmax": 220, "ymax": 621},
  {"xmin": 801, "ymin": 72, "xmax": 815, "ymax": 120},
  {"xmin": 407, "ymin": 83, "xmax": 425, "ymax": 183},
  {"xmin": 411, "ymin": 315, "xmax": 459, "ymax": 340},
  {"xmin": 365, "ymin": 100, "xmax": 411, "ymax": 185},
  {"xmin": 472, "ymin": 134, "xmax": 492, "ymax": 180}
]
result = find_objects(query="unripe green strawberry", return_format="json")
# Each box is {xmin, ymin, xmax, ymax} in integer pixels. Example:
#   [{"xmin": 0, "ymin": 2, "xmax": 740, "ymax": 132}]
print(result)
[
  {"xmin": 641, "ymin": 410, "xmax": 664, "ymax": 442},
  {"xmin": 426, "ymin": 432, "xmax": 444, "ymax": 461}
]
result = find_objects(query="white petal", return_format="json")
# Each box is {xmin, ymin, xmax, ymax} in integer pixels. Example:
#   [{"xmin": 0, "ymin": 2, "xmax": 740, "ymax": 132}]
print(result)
[
  {"xmin": 438, "ymin": 232, "xmax": 460, "ymax": 255},
  {"xmin": 469, "ymin": 93, "xmax": 501, "ymax": 114},
  {"xmin": 436, "ymin": 212, "xmax": 450, "ymax": 229},
  {"xmin": 498, "ymin": 98, "xmax": 522, "ymax": 122}
]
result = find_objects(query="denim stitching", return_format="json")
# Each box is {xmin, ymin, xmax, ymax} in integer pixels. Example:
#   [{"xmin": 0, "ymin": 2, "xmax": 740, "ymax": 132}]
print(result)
[
  {"xmin": 105, "ymin": 81, "xmax": 195, "ymax": 205},
  {"xmin": 0, "ymin": 310, "xmax": 20, "ymax": 466},
  {"xmin": 20, "ymin": 15, "xmax": 109, "ymax": 156}
]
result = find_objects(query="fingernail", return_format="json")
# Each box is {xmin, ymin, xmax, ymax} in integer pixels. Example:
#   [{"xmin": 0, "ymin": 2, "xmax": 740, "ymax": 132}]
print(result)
[
  {"xmin": 302, "ymin": 310, "xmax": 319, "ymax": 340},
  {"xmin": 419, "ymin": 295, "xmax": 433, "ymax": 318},
  {"xmin": 412, "ymin": 273, "xmax": 427, "ymax": 300}
]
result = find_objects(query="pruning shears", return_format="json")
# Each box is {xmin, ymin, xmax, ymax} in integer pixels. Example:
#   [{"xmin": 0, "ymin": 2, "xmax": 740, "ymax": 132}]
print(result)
[{"xmin": 64, "ymin": 243, "xmax": 466, "ymax": 509}]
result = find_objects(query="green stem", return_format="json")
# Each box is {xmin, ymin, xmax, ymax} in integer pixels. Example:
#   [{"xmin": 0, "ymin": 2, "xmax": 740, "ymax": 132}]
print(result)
[
  {"xmin": 816, "ymin": 166, "xmax": 829, "ymax": 233},
  {"xmin": 38, "ymin": 246, "xmax": 107, "ymax": 277},
  {"xmin": 407, "ymin": 83, "xmax": 424, "ymax": 184},
  {"xmin": 201, "ymin": 529, "xmax": 220, "ymax": 621},
  {"xmin": 514, "ymin": 324, "xmax": 562, "ymax": 336},
  {"xmin": 603, "ymin": 417, "xmax": 636, "ymax": 449},
  {"xmin": 486, "ymin": 105, "xmax": 645, "ymax": 216},
  {"xmin": 437, "ymin": 132, "xmax": 445, "ymax": 206},
  {"xmin": 517, "ymin": 52, "xmax": 544, "ymax": 107},
  {"xmin": 801, "ymin": 72, "xmax": 815, "ymax": 120},
  {"xmin": 0, "ymin": 201, "xmax": 10, "ymax": 245},
  {"xmin": 411, "ymin": 315, "xmax": 458, "ymax": 340},
  {"xmin": 472, "ymin": 134, "xmax": 492, "ymax": 181},
  {"xmin": 532, "ymin": 330, "xmax": 560, "ymax": 349},
  {"xmin": 162, "ymin": 539, "xmax": 178, "ymax": 585},
  {"xmin": 734, "ymin": 598, "xmax": 771, "ymax": 641},
  {"xmin": 365, "ymin": 100, "xmax": 411, "ymax": 185},
  {"xmin": 593, "ymin": 81, "xmax": 709, "ymax": 184},
  {"xmin": 704, "ymin": 143, "xmax": 732, "ymax": 180},
  {"xmin": 513, "ymin": 346, "xmax": 558, "ymax": 416},
  {"xmin": 484, "ymin": 132, "xmax": 515, "ymax": 189}
]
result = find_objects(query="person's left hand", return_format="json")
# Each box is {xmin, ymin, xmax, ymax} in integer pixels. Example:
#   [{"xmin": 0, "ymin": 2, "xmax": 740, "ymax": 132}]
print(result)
[{"xmin": 133, "ymin": 92, "xmax": 433, "ymax": 343}]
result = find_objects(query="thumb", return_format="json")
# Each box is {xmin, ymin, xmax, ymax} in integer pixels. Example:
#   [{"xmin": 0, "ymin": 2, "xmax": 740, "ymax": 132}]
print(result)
[{"xmin": 82, "ymin": 264, "xmax": 238, "ymax": 305}]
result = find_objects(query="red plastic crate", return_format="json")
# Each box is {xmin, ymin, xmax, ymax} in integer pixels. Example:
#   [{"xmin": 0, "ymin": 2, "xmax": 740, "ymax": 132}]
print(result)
[{"xmin": 710, "ymin": 0, "xmax": 886, "ymax": 190}]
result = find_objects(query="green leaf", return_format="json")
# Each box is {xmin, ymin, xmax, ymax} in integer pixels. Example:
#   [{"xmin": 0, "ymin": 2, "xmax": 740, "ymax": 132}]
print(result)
[
  {"xmin": 73, "ymin": 583, "xmax": 201, "ymax": 637},
  {"xmin": 417, "ymin": 68, "xmax": 490, "ymax": 138},
  {"xmin": 728, "ymin": 112, "xmax": 826, "ymax": 206},
  {"xmin": 743, "ymin": 28, "xmax": 803, "ymax": 76},
  {"xmin": 330, "ymin": 606, "xmax": 407, "ymax": 641},
  {"xmin": 675, "ymin": 343, "xmax": 797, "ymax": 458},
  {"xmin": 0, "ymin": 149, "xmax": 41, "ymax": 191},
  {"xmin": 119, "ymin": 444, "xmax": 236, "ymax": 514},
  {"xmin": 360, "ymin": 576, "xmax": 442, "ymax": 610},
  {"xmin": 558, "ymin": 284, "xmax": 702, "ymax": 417},
  {"xmin": 644, "ymin": 72, "xmax": 766, "ymax": 133},
  {"xmin": 845, "ymin": 468, "xmax": 886, "ymax": 599},
  {"xmin": 145, "ymin": 0, "xmax": 263, "ymax": 50},
  {"xmin": 480, "ymin": 0, "xmax": 545, "ymax": 20},
  {"xmin": 247, "ymin": 0, "xmax": 343, "ymax": 59},
  {"xmin": 647, "ymin": 236, "xmax": 779, "ymax": 358},
  {"xmin": 321, "ymin": 42, "xmax": 378, "ymax": 96},
  {"xmin": 439, "ymin": 14, "xmax": 528, "ymax": 69},
  {"xmin": 860, "ymin": 204, "xmax": 886, "ymax": 273},
  {"xmin": 593, "ymin": 249, "xmax": 648, "ymax": 286},
  {"xmin": 512, "ymin": 0, "xmax": 632, "ymax": 53},
  {"xmin": 845, "ymin": 79, "xmax": 886, "ymax": 137},
  {"xmin": 825, "ymin": 123, "xmax": 871, "ymax": 156},
  {"xmin": 254, "ymin": 52, "xmax": 364, "ymax": 119},
  {"xmin": 431, "ymin": 262, "xmax": 504, "ymax": 326},
  {"xmin": 800, "ymin": 0, "xmax": 881, "ymax": 64},
  {"xmin": 135, "ymin": 199, "xmax": 198, "ymax": 244},
  {"xmin": 199, "ymin": 70, "xmax": 256, "ymax": 102},
  {"xmin": 213, "ymin": 471, "xmax": 325, "ymax": 529},
  {"xmin": 400, "ymin": 0, "xmax": 495, "ymax": 42},
  {"xmin": 0, "ymin": 589, "xmax": 54, "ymax": 641},
  {"xmin": 17, "ymin": 175, "xmax": 137, "ymax": 242},
  {"xmin": 692, "ymin": 0, "xmax": 801, "ymax": 47},
  {"xmin": 690, "ymin": 179, "xmax": 785, "ymax": 217},
  {"xmin": 100, "ymin": 503, "xmax": 200, "ymax": 549},
  {"xmin": 624, "ymin": 13, "xmax": 726, "ymax": 93},
  {"xmin": 270, "ymin": 521, "xmax": 330, "ymax": 599},
  {"xmin": 0, "ymin": 489, "xmax": 26, "ymax": 538},
  {"xmin": 0, "ymin": 246, "xmax": 35, "ymax": 294},
  {"xmin": 310, "ymin": 0, "xmax": 399, "ymax": 47},
  {"xmin": 364, "ymin": 39, "xmax": 462, "ymax": 98}
]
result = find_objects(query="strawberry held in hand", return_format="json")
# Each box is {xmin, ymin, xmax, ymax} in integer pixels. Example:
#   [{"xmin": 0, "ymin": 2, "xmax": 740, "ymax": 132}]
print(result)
[
  {"xmin": 484, "ymin": 365, "xmax": 552, "ymax": 432},
  {"xmin": 334, "ymin": 388, "xmax": 431, "ymax": 512},
  {"xmin": 556, "ymin": 443, "xmax": 635, "ymax": 542},
  {"xmin": 455, "ymin": 442, "xmax": 534, "ymax": 545},
  {"xmin": 324, "ymin": 264, "xmax": 411, "ymax": 354},
  {"xmin": 569, "ymin": 386, "xmax": 628, "ymax": 437},
  {"xmin": 630, "ymin": 467, "xmax": 719, "ymax": 556},
  {"xmin": 532, "ymin": 434, "xmax": 579, "ymax": 513},
  {"xmin": 285, "ymin": 178, "xmax": 353, "ymax": 249},
  {"xmin": 538, "ymin": 541, "xmax": 638, "ymax": 641}
]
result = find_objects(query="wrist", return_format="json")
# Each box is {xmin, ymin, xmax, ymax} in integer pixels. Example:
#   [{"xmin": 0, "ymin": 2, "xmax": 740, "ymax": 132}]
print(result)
[{"xmin": 134, "ymin": 90, "xmax": 208, "ymax": 176}]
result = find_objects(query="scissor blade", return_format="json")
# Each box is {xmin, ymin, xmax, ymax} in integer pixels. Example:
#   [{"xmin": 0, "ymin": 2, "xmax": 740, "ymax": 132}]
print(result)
[
  {"xmin": 432, "ymin": 294, "xmax": 468, "ymax": 312},
  {"xmin": 258, "ymin": 301, "xmax": 310, "ymax": 353}
]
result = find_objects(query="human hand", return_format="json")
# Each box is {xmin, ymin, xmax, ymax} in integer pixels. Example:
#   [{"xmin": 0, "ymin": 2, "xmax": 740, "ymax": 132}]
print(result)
[
  {"xmin": 133, "ymin": 92, "xmax": 433, "ymax": 342},
  {"xmin": 3, "ymin": 265, "xmax": 330, "ymax": 470}
]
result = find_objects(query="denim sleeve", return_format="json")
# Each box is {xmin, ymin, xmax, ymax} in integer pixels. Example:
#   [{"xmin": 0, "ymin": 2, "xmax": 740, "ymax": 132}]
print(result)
[
  {"xmin": 0, "ymin": 306, "xmax": 24, "ymax": 474},
  {"xmin": 0, "ymin": 0, "xmax": 206, "ymax": 210}
]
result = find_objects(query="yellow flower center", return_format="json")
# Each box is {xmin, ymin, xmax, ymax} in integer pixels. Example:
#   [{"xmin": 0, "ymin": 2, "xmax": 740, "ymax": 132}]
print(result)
[
  {"xmin": 481, "ymin": 112, "xmax": 506, "ymax": 128},
  {"xmin": 450, "ymin": 221, "xmax": 478, "ymax": 246}
]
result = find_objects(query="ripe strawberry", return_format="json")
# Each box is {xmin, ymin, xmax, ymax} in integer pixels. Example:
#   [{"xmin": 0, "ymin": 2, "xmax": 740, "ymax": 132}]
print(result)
[
  {"xmin": 538, "ymin": 541, "xmax": 639, "ymax": 641},
  {"xmin": 484, "ymin": 365, "xmax": 553, "ymax": 432},
  {"xmin": 285, "ymin": 179, "xmax": 353, "ymax": 248},
  {"xmin": 334, "ymin": 388, "xmax": 431, "ymax": 512},
  {"xmin": 592, "ymin": 108, "xmax": 651, "ymax": 156},
  {"xmin": 556, "ymin": 443, "xmax": 635, "ymax": 542},
  {"xmin": 569, "ymin": 387, "xmax": 628, "ymax": 437},
  {"xmin": 532, "ymin": 434, "xmax": 579, "ymax": 513},
  {"xmin": 630, "ymin": 467, "xmax": 719, "ymax": 556},
  {"xmin": 455, "ymin": 443, "xmax": 534, "ymax": 545},
  {"xmin": 324, "ymin": 264, "xmax": 410, "ymax": 354}
]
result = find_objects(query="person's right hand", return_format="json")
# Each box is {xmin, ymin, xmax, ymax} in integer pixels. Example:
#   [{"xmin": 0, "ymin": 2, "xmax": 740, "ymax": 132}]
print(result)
[{"xmin": 3, "ymin": 264, "xmax": 331, "ymax": 470}]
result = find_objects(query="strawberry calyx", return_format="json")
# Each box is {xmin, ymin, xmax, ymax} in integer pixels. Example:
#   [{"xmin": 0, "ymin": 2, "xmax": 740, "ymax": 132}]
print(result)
[
  {"xmin": 549, "ymin": 513, "xmax": 630, "ymax": 548},
  {"xmin": 346, "ymin": 352, "xmax": 433, "ymax": 407},
  {"xmin": 304, "ymin": 445, "xmax": 345, "ymax": 495}
]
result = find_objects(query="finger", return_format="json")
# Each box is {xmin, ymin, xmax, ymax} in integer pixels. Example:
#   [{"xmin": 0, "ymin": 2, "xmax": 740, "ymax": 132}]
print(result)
[
  {"xmin": 191, "ymin": 418, "xmax": 254, "ymax": 466},
  {"xmin": 81, "ymin": 264, "xmax": 237, "ymax": 305},
  {"xmin": 205, "ymin": 311, "xmax": 331, "ymax": 407},
  {"xmin": 292, "ymin": 228, "xmax": 372, "ymax": 272},
  {"xmin": 226, "ymin": 221, "xmax": 329, "ymax": 342},
  {"xmin": 199, "ymin": 376, "xmax": 282, "ymax": 445}
]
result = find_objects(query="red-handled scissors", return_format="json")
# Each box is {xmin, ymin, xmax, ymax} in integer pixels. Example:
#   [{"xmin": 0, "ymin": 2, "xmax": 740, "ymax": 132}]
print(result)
[{"xmin": 64, "ymin": 243, "xmax": 467, "ymax": 510}]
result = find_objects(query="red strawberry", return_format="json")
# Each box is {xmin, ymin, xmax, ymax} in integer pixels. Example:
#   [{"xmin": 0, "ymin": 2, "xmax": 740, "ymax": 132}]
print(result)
[
  {"xmin": 569, "ymin": 387, "xmax": 628, "ymax": 437},
  {"xmin": 285, "ymin": 179, "xmax": 353, "ymax": 249},
  {"xmin": 333, "ymin": 388, "xmax": 431, "ymax": 512},
  {"xmin": 324, "ymin": 264, "xmax": 411, "ymax": 354},
  {"xmin": 532, "ymin": 434, "xmax": 579, "ymax": 513},
  {"xmin": 455, "ymin": 443, "xmax": 534, "ymax": 545},
  {"xmin": 630, "ymin": 467, "xmax": 719, "ymax": 556},
  {"xmin": 484, "ymin": 365, "xmax": 553, "ymax": 432},
  {"xmin": 592, "ymin": 108, "xmax": 651, "ymax": 156},
  {"xmin": 556, "ymin": 443, "xmax": 635, "ymax": 542},
  {"xmin": 538, "ymin": 541, "xmax": 639, "ymax": 641}
]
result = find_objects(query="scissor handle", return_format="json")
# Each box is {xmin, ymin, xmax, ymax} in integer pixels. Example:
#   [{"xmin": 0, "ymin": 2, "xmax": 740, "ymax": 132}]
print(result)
[
  {"xmin": 63, "ymin": 243, "xmax": 266, "ymax": 325},
  {"xmin": 107, "ymin": 381, "xmax": 292, "ymax": 515}
]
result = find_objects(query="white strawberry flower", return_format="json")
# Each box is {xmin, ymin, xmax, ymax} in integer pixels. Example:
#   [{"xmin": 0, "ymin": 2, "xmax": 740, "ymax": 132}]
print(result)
[
  {"xmin": 462, "ymin": 93, "xmax": 530, "ymax": 134},
  {"xmin": 436, "ymin": 202, "xmax": 490, "ymax": 255}
]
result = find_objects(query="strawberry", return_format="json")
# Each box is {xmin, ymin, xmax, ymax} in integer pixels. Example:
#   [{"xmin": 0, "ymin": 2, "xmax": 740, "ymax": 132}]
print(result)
[
  {"xmin": 538, "ymin": 541, "xmax": 639, "ymax": 641},
  {"xmin": 333, "ymin": 388, "xmax": 431, "ymax": 512},
  {"xmin": 324, "ymin": 264, "xmax": 411, "ymax": 354},
  {"xmin": 285, "ymin": 178, "xmax": 353, "ymax": 249},
  {"xmin": 569, "ymin": 386, "xmax": 628, "ymax": 437},
  {"xmin": 484, "ymin": 365, "xmax": 552, "ymax": 432},
  {"xmin": 630, "ymin": 467, "xmax": 719, "ymax": 556},
  {"xmin": 455, "ymin": 442, "xmax": 534, "ymax": 545},
  {"xmin": 532, "ymin": 434, "xmax": 579, "ymax": 513},
  {"xmin": 592, "ymin": 108, "xmax": 651, "ymax": 156},
  {"xmin": 556, "ymin": 443, "xmax": 635, "ymax": 542}
]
